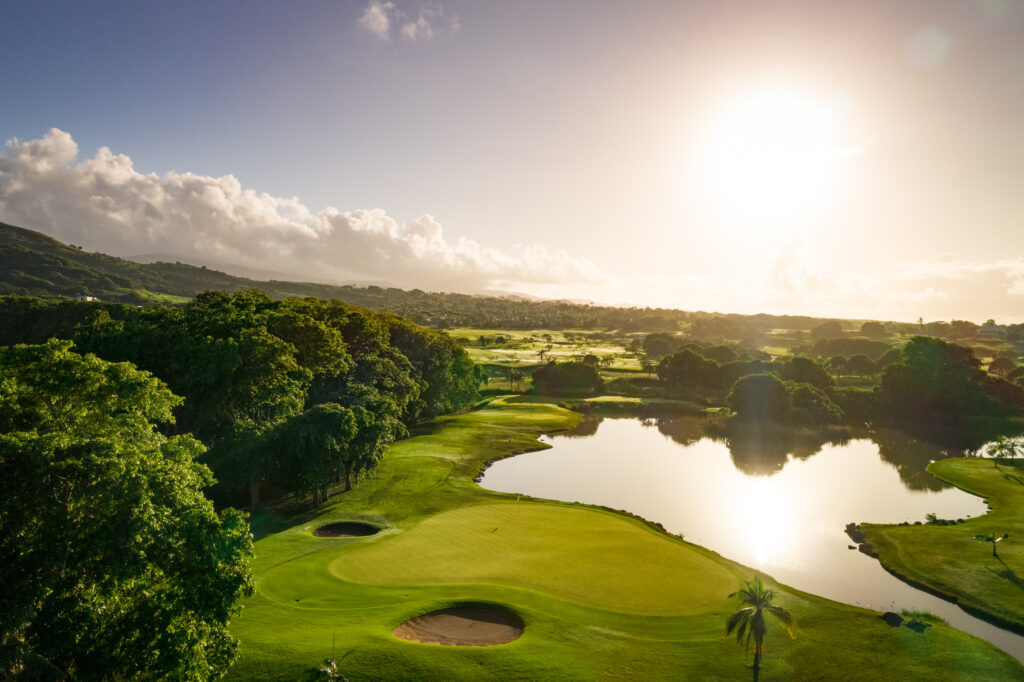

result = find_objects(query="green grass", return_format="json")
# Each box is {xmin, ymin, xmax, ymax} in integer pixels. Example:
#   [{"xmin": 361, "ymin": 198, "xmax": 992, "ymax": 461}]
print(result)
[
  {"xmin": 229, "ymin": 397, "xmax": 1022, "ymax": 680},
  {"xmin": 329, "ymin": 503, "xmax": 735, "ymax": 614},
  {"xmin": 863, "ymin": 458, "xmax": 1024, "ymax": 633}
]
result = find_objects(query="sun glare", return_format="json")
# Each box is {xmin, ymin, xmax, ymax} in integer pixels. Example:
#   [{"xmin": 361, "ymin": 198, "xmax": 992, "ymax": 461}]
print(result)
[
  {"xmin": 700, "ymin": 90, "xmax": 855, "ymax": 232},
  {"xmin": 740, "ymin": 475, "xmax": 793, "ymax": 566}
]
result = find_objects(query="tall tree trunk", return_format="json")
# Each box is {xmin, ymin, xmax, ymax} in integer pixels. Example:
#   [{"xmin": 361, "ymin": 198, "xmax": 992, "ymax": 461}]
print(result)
[
  {"xmin": 249, "ymin": 475, "xmax": 260, "ymax": 514},
  {"xmin": 345, "ymin": 465, "xmax": 353, "ymax": 492},
  {"xmin": 753, "ymin": 649, "xmax": 760, "ymax": 682}
]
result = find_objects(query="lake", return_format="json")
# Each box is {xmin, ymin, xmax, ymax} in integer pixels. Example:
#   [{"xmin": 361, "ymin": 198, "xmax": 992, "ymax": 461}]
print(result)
[{"xmin": 480, "ymin": 415, "xmax": 1024, "ymax": 662}]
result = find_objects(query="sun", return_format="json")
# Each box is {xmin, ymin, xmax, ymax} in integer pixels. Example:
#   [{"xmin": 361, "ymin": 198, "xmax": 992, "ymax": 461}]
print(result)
[{"xmin": 699, "ymin": 89, "xmax": 855, "ymax": 232}]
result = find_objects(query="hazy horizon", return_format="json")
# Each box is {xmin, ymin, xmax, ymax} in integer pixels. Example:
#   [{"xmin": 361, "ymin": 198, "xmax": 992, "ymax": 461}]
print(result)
[{"xmin": 3, "ymin": 1, "xmax": 1023, "ymax": 322}]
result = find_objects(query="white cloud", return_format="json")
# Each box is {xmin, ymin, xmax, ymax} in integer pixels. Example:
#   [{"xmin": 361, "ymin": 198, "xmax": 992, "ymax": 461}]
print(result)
[
  {"xmin": 0, "ymin": 129, "xmax": 606, "ymax": 293},
  {"xmin": 359, "ymin": 1, "xmax": 394, "ymax": 41},
  {"xmin": 358, "ymin": 1, "xmax": 459, "ymax": 42},
  {"xmin": 400, "ymin": 3, "xmax": 459, "ymax": 41},
  {"xmin": 721, "ymin": 249, "xmax": 1024, "ymax": 322}
]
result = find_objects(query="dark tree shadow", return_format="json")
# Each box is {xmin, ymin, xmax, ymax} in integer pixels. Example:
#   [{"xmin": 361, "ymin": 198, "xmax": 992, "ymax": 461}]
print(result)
[{"xmin": 986, "ymin": 555, "xmax": 1024, "ymax": 592}]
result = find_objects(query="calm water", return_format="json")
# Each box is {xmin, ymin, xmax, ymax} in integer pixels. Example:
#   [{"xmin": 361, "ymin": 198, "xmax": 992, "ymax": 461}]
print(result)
[{"xmin": 481, "ymin": 416, "xmax": 1024, "ymax": 663}]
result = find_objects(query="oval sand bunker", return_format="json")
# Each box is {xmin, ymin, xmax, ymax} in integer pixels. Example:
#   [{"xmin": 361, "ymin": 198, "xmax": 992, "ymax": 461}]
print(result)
[
  {"xmin": 312, "ymin": 522, "xmax": 380, "ymax": 537},
  {"xmin": 393, "ymin": 607, "xmax": 524, "ymax": 646}
]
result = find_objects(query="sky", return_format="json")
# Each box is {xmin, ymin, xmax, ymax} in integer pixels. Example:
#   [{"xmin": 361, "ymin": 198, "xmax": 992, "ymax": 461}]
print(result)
[{"xmin": 1, "ymin": 0, "xmax": 1023, "ymax": 322}]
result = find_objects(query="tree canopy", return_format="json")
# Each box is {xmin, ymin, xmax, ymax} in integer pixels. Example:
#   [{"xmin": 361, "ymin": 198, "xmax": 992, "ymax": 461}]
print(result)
[
  {"xmin": 531, "ymin": 361, "xmax": 604, "ymax": 395},
  {"xmin": 0, "ymin": 340, "xmax": 254, "ymax": 680},
  {"xmin": 3, "ymin": 291, "xmax": 480, "ymax": 508},
  {"xmin": 879, "ymin": 336, "xmax": 1024, "ymax": 423}
]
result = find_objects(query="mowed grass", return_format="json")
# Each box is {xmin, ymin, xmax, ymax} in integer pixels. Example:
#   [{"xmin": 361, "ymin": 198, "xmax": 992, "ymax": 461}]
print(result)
[
  {"xmin": 229, "ymin": 397, "xmax": 1023, "ymax": 680},
  {"xmin": 329, "ymin": 503, "xmax": 735, "ymax": 614},
  {"xmin": 863, "ymin": 458, "xmax": 1024, "ymax": 632}
]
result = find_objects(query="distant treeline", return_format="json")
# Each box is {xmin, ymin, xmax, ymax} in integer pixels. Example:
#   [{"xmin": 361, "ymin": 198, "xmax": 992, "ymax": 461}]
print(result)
[
  {"xmin": 652, "ymin": 336, "xmax": 1024, "ymax": 442},
  {"xmin": 0, "ymin": 292, "xmax": 482, "ymax": 508},
  {"xmin": 7, "ymin": 221, "xmax": 1023, "ymax": 336}
]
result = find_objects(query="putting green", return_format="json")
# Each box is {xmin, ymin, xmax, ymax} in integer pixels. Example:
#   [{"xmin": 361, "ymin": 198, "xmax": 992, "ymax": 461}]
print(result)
[{"xmin": 329, "ymin": 502, "xmax": 737, "ymax": 614}]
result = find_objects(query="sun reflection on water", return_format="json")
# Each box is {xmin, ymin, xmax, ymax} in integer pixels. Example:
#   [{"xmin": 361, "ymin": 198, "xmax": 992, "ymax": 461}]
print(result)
[{"xmin": 740, "ymin": 475, "xmax": 794, "ymax": 566}]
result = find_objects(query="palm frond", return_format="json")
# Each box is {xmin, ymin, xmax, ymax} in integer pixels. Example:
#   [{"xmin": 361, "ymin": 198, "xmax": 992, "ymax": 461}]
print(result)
[
  {"xmin": 725, "ymin": 607, "xmax": 753, "ymax": 637},
  {"xmin": 767, "ymin": 605, "xmax": 796, "ymax": 638}
]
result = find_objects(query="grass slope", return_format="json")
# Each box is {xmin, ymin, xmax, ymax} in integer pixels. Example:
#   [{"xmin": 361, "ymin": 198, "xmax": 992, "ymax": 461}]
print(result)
[
  {"xmin": 228, "ymin": 397, "xmax": 1020, "ymax": 680},
  {"xmin": 863, "ymin": 458, "xmax": 1024, "ymax": 633}
]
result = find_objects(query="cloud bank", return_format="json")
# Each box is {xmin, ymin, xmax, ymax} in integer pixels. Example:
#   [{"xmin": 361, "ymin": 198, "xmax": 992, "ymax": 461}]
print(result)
[
  {"xmin": 648, "ymin": 245, "xmax": 1024, "ymax": 324},
  {"xmin": 0, "ymin": 129, "xmax": 604, "ymax": 292},
  {"xmin": 358, "ymin": 1, "xmax": 459, "ymax": 42}
]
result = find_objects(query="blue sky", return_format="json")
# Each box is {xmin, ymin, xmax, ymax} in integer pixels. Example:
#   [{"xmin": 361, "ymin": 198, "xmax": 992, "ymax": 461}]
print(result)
[{"xmin": 2, "ymin": 1, "xmax": 1024, "ymax": 320}]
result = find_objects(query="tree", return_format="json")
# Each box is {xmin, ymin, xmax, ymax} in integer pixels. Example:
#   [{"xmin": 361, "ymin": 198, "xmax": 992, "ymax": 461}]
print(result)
[
  {"xmin": 845, "ymin": 353, "xmax": 877, "ymax": 376},
  {"xmin": 727, "ymin": 374, "xmax": 789, "ymax": 422},
  {"xmin": 988, "ymin": 356, "xmax": 1016, "ymax": 377},
  {"xmin": 810, "ymin": 320, "xmax": 844, "ymax": 341},
  {"xmin": 725, "ymin": 575, "xmax": 794, "ymax": 682},
  {"xmin": 657, "ymin": 348, "xmax": 720, "ymax": 390},
  {"xmin": 776, "ymin": 356, "xmax": 833, "ymax": 391},
  {"xmin": 878, "ymin": 336, "xmax": 1013, "ymax": 422},
  {"xmin": 531, "ymin": 361, "xmax": 603, "ymax": 395},
  {"xmin": 974, "ymin": 531, "xmax": 1009, "ymax": 557},
  {"xmin": 344, "ymin": 404, "xmax": 396, "ymax": 491},
  {"xmin": 860, "ymin": 321, "xmax": 886, "ymax": 338},
  {"xmin": 948, "ymin": 320, "xmax": 979, "ymax": 339},
  {"xmin": 0, "ymin": 340, "xmax": 254, "ymax": 680},
  {"xmin": 786, "ymin": 382, "xmax": 844, "ymax": 425},
  {"xmin": 643, "ymin": 333, "xmax": 679, "ymax": 357},
  {"xmin": 826, "ymin": 355, "xmax": 848, "ymax": 376},
  {"xmin": 701, "ymin": 344, "xmax": 739, "ymax": 364},
  {"xmin": 269, "ymin": 403, "xmax": 358, "ymax": 505}
]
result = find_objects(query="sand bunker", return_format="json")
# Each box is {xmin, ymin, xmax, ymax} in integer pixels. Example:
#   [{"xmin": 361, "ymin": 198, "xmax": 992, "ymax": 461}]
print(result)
[
  {"xmin": 312, "ymin": 521, "xmax": 380, "ymax": 537},
  {"xmin": 393, "ymin": 607, "xmax": 524, "ymax": 646}
]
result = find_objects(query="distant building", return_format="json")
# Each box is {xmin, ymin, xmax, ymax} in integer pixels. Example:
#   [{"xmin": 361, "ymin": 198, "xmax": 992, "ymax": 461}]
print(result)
[
  {"xmin": 978, "ymin": 325, "xmax": 1006, "ymax": 338},
  {"xmin": 74, "ymin": 295, "xmax": 99, "ymax": 302}
]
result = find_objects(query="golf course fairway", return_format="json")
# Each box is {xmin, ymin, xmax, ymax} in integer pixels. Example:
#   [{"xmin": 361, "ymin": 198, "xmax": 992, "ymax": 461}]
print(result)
[{"xmin": 228, "ymin": 397, "xmax": 1023, "ymax": 680}]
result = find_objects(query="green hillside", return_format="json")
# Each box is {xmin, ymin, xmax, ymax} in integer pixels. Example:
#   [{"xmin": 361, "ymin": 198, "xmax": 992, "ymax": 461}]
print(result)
[{"xmin": 0, "ymin": 222, "xmax": 276, "ymax": 303}]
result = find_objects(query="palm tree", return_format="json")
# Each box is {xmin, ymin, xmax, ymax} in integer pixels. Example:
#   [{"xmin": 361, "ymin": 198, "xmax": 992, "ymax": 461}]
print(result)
[
  {"xmin": 974, "ymin": 531, "xmax": 1009, "ymax": 557},
  {"xmin": 725, "ymin": 575, "xmax": 795, "ymax": 682}
]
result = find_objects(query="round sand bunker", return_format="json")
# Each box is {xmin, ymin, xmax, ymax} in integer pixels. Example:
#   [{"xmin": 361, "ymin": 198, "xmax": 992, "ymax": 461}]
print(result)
[
  {"xmin": 312, "ymin": 521, "xmax": 380, "ymax": 537},
  {"xmin": 393, "ymin": 607, "xmax": 524, "ymax": 646}
]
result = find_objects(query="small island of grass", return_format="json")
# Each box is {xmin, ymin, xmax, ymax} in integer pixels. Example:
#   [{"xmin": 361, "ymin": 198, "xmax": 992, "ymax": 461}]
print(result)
[{"xmin": 862, "ymin": 457, "xmax": 1024, "ymax": 634}]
